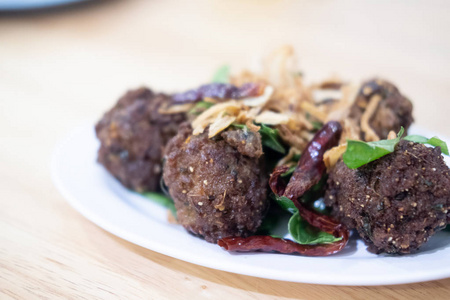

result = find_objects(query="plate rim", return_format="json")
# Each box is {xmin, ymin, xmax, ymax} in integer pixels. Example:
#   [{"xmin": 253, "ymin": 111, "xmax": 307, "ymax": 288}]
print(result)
[{"xmin": 51, "ymin": 121, "xmax": 450, "ymax": 286}]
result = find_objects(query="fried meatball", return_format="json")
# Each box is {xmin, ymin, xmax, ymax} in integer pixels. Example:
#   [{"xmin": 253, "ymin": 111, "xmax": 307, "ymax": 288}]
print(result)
[
  {"xmin": 163, "ymin": 123, "xmax": 268, "ymax": 243},
  {"xmin": 221, "ymin": 128, "xmax": 264, "ymax": 158},
  {"xmin": 349, "ymin": 79, "xmax": 414, "ymax": 140},
  {"xmin": 325, "ymin": 140, "xmax": 450, "ymax": 254},
  {"xmin": 95, "ymin": 87, "xmax": 185, "ymax": 192}
]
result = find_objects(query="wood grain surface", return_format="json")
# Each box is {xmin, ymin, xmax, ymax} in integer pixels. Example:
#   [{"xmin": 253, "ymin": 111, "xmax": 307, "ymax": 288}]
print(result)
[{"xmin": 1, "ymin": 1, "xmax": 449, "ymax": 299}]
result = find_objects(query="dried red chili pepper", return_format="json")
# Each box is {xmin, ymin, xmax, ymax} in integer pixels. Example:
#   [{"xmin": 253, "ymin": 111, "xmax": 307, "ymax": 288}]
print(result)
[
  {"xmin": 218, "ymin": 233, "xmax": 348, "ymax": 256},
  {"xmin": 218, "ymin": 201, "xmax": 349, "ymax": 256},
  {"xmin": 283, "ymin": 121, "xmax": 342, "ymax": 200},
  {"xmin": 172, "ymin": 82, "xmax": 261, "ymax": 103},
  {"xmin": 219, "ymin": 121, "xmax": 350, "ymax": 256},
  {"xmin": 268, "ymin": 165, "xmax": 290, "ymax": 196}
]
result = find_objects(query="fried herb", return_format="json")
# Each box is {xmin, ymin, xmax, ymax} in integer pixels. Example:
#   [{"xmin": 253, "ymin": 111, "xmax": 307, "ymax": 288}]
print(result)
[
  {"xmin": 256, "ymin": 214, "xmax": 279, "ymax": 235},
  {"xmin": 312, "ymin": 121, "xmax": 323, "ymax": 131},
  {"xmin": 272, "ymin": 194, "xmax": 298, "ymax": 214},
  {"xmin": 273, "ymin": 195, "xmax": 338, "ymax": 244},
  {"xmin": 288, "ymin": 211, "xmax": 341, "ymax": 245},
  {"xmin": 188, "ymin": 101, "xmax": 215, "ymax": 116},
  {"xmin": 281, "ymin": 165, "xmax": 296, "ymax": 178},
  {"xmin": 344, "ymin": 127, "xmax": 449, "ymax": 169},
  {"xmin": 141, "ymin": 192, "xmax": 177, "ymax": 217},
  {"xmin": 343, "ymin": 127, "xmax": 404, "ymax": 169},
  {"xmin": 212, "ymin": 65, "xmax": 230, "ymax": 83},
  {"xmin": 232, "ymin": 123, "xmax": 245, "ymax": 130},
  {"xmin": 403, "ymin": 135, "xmax": 449, "ymax": 155},
  {"xmin": 255, "ymin": 207, "xmax": 286, "ymax": 236},
  {"xmin": 300, "ymin": 175, "xmax": 327, "ymax": 205},
  {"xmin": 301, "ymin": 177, "xmax": 331, "ymax": 215},
  {"xmin": 271, "ymin": 174, "xmax": 334, "ymax": 244},
  {"xmin": 259, "ymin": 124, "xmax": 286, "ymax": 154}
]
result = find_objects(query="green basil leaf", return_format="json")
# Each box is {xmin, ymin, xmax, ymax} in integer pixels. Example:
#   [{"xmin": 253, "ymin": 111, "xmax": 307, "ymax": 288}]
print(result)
[
  {"xmin": 299, "ymin": 176, "xmax": 331, "ymax": 215},
  {"xmin": 272, "ymin": 194, "xmax": 298, "ymax": 214},
  {"xmin": 370, "ymin": 126, "xmax": 404, "ymax": 151},
  {"xmin": 343, "ymin": 127, "xmax": 449, "ymax": 168},
  {"xmin": 270, "ymin": 235, "xmax": 284, "ymax": 239},
  {"xmin": 288, "ymin": 211, "xmax": 342, "ymax": 245},
  {"xmin": 343, "ymin": 140, "xmax": 394, "ymax": 169},
  {"xmin": 424, "ymin": 137, "xmax": 448, "ymax": 154},
  {"xmin": 189, "ymin": 101, "xmax": 215, "ymax": 116},
  {"xmin": 259, "ymin": 124, "xmax": 286, "ymax": 154},
  {"xmin": 403, "ymin": 135, "xmax": 449, "ymax": 155},
  {"xmin": 231, "ymin": 123, "xmax": 246, "ymax": 130},
  {"xmin": 300, "ymin": 176, "xmax": 327, "ymax": 204},
  {"xmin": 402, "ymin": 135, "xmax": 428, "ymax": 144},
  {"xmin": 256, "ymin": 212, "xmax": 280, "ymax": 235},
  {"xmin": 141, "ymin": 192, "xmax": 177, "ymax": 217},
  {"xmin": 312, "ymin": 121, "xmax": 323, "ymax": 131},
  {"xmin": 212, "ymin": 65, "xmax": 230, "ymax": 83},
  {"xmin": 343, "ymin": 127, "xmax": 404, "ymax": 169},
  {"xmin": 281, "ymin": 165, "xmax": 296, "ymax": 178}
]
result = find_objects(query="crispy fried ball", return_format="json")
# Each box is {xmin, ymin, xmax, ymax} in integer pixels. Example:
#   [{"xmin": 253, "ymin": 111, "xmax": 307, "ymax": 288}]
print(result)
[
  {"xmin": 163, "ymin": 123, "xmax": 268, "ymax": 243},
  {"xmin": 325, "ymin": 140, "xmax": 450, "ymax": 254},
  {"xmin": 350, "ymin": 79, "xmax": 414, "ymax": 139},
  {"xmin": 95, "ymin": 87, "xmax": 185, "ymax": 192}
]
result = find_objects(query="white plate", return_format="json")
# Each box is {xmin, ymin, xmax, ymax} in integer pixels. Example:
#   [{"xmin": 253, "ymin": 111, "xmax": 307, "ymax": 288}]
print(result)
[{"xmin": 51, "ymin": 122, "xmax": 450, "ymax": 286}]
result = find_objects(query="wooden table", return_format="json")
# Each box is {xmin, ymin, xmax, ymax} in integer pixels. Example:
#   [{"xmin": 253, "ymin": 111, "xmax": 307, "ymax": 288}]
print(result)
[{"xmin": 1, "ymin": 1, "xmax": 449, "ymax": 298}]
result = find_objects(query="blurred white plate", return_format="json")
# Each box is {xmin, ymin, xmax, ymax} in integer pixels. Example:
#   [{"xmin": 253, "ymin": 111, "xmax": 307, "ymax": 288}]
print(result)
[
  {"xmin": 0, "ymin": 0, "xmax": 86, "ymax": 10},
  {"xmin": 51, "ymin": 121, "xmax": 450, "ymax": 285}
]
